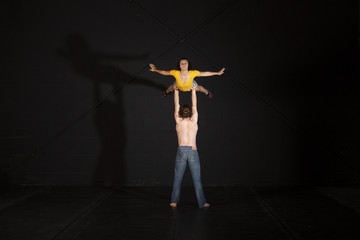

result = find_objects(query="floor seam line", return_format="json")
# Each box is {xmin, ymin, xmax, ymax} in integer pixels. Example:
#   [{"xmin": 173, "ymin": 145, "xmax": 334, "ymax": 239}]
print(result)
[
  {"xmin": 0, "ymin": 185, "xmax": 49, "ymax": 212},
  {"xmin": 49, "ymin": 189, "xmax": 113, "ymax": 240},
  {"xmin": 250, "ymin": 187, "xmax": 300, "ymax": 240}
]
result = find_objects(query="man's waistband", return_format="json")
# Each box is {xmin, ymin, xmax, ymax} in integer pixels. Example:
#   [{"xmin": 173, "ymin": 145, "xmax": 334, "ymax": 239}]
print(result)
[{"xmin": 178, "ymin": 146, "xmax": 197, "ymax": 150}]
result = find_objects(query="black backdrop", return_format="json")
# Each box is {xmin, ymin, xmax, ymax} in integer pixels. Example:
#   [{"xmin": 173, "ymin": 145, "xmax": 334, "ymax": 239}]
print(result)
[{"xmin": 1, "ymin": 0, "xmax": 359, "ymax": 186}]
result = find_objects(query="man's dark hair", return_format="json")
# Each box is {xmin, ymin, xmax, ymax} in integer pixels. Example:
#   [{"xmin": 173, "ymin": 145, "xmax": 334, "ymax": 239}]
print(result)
[
  {"xmin": 179, "ymin": 104, "xmax": 192, "ymax": 118},
  {"xmin": 176, "ymin": 58, "xmax": 193, "ymax": 70}
]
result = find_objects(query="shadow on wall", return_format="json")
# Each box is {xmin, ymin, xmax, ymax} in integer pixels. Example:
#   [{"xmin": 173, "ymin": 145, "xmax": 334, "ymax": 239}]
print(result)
[{"xmin": 59, "ymin": 34, "xmax": 166, "ymax": 187}]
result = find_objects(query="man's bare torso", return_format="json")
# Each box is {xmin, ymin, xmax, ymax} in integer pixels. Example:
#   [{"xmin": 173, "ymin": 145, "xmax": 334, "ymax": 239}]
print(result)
[{"xmin": 176, "ymin": 118, "xmax": 198, "ymax": 147}]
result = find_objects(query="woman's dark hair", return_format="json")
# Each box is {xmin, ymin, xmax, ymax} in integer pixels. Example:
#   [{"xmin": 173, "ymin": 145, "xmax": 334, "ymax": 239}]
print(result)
[
  {"xmin": 179, "ymin": 104, "xmax": 192, "ymax": 118},
  {"xmin": 176, "ymin": 58, "xmax": 193, "ymax": 70}
]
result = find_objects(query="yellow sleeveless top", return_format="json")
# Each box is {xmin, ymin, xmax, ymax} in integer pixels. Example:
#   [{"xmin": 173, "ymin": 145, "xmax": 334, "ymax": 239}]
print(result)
[{"xmin": 170, "ymin": 70, "xmax": 200, "ymax": 91}]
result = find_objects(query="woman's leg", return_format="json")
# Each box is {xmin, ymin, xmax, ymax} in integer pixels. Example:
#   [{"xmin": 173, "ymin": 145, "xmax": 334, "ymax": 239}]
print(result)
[
  {"xmin": 163, "ymin": 83, "xmax": 176, "ymax": 97},
  {"xmin": 166, "ymin": 84, "xmax": 175, "ymax": 93},
  {"xmin": 195, "ymin": 85, "xmax": 213, "ymax": 98},
  {"xmin": 195, "ymin": 85, "xmax": 208, "ymax": 95}
]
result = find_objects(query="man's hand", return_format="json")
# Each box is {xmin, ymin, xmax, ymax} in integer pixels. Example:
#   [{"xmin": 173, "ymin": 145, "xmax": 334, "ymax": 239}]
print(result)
[
  {"xmin": 149, "ymin": 63, "xmax": 157, "ymax": 72},
  {"xmin": 191, "ymin": 84, "xmax": 198, "ymax": 120},
  {"xmin": 218, "ymin": 68, "xmax": 225, "ymax": 75}
]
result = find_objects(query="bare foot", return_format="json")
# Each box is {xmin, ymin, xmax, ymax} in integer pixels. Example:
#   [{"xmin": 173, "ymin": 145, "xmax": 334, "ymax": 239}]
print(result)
[
  {"xmin": 203, "ymin": 203, "xmax": 210, "ymax": 208},
  {"xmin": 170, "ymin": 203, "xmax": 177, "ymax": 208}
]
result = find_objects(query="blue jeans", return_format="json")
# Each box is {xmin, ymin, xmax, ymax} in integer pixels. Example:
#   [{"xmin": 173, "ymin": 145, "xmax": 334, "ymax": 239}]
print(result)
[{"xmin": 171, "ymin": 146, "xmax": 207, "ymax": 208}]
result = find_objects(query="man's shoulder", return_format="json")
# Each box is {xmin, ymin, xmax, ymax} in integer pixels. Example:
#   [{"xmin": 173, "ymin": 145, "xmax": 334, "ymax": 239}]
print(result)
[
  {"xmin": 188, "ymin": 118, "xmax": 198, "ymax": 124},
  {"xmin": 175, "ymin": 118, "xmax": 196, "ymax": 124}
]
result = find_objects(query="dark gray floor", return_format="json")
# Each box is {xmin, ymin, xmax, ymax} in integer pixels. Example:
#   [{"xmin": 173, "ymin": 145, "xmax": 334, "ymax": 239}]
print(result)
[{"xmin": 1, "ymin": 185, "xmax": 360, "ymax": 240}]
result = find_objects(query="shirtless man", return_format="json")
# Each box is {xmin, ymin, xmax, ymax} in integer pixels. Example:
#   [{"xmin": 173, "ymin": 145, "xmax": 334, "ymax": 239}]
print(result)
[{"xmin": 170, "ymin": 85, "xmax": 210, "ymax": 208}]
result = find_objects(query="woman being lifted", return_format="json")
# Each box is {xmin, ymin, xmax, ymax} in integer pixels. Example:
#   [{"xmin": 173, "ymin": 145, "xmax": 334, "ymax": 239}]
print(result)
[{"xmin": 149, "ymin": 58, "xmax": 225, "ymax": 98}]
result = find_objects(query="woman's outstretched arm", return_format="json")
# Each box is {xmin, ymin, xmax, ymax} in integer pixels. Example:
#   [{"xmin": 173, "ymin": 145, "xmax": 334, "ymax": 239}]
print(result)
[
  {"xmin": 149, "ymin": 63, "xmax": 171, "ymax": 75},
  {"xmin": 198, "ymin": 67, "xmax": 225, "ymax": 77}
]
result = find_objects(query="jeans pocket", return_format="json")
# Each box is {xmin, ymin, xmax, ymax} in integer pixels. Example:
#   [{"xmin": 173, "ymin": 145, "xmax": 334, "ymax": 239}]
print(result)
[
  {"xmin": 189, "ymin": 150, "xmax": 199, "ymax": 162},
  {"xmin": 176, "ymin": 151, "xmax": 185, "ymax": 161}
]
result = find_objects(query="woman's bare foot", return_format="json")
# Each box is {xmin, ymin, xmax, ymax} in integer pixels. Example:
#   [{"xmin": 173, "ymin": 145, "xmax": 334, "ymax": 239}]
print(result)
[
  {"xmin": 170, "ymin": 203, "xmax": 177, "ymax": 208},
  {"xmin": 203, "ymin": 203, "xmax": 210, "ymax": 208}
]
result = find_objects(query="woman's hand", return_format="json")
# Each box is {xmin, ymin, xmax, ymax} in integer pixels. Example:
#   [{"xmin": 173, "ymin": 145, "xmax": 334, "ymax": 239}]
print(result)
[
  {"xmin": 218, "ymin": 68, "xmax": 225, "ymax": 75},
  {"xmin": 149, "ymin": 63, "xmax": 157, "ymax": 72}
]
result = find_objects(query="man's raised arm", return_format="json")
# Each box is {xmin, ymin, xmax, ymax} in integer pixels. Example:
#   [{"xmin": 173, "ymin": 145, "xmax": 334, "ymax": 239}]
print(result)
[
  {"xmin": 191, "ymin": 85, "xmax": 198, "ymax": 121},
  {"xmin": 174, "ymin": 88, "xmax": 180, "ymax": 120}
]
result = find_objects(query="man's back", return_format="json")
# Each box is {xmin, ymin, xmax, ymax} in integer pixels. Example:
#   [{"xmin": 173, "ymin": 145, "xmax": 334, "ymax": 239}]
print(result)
[
  {"xmin": 176, "ymin": 118, "xmax": 198, "ymax": 147},
  {"xmin": 174, "ymin": 85, "xmax": 198, "ymax": 147}
]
